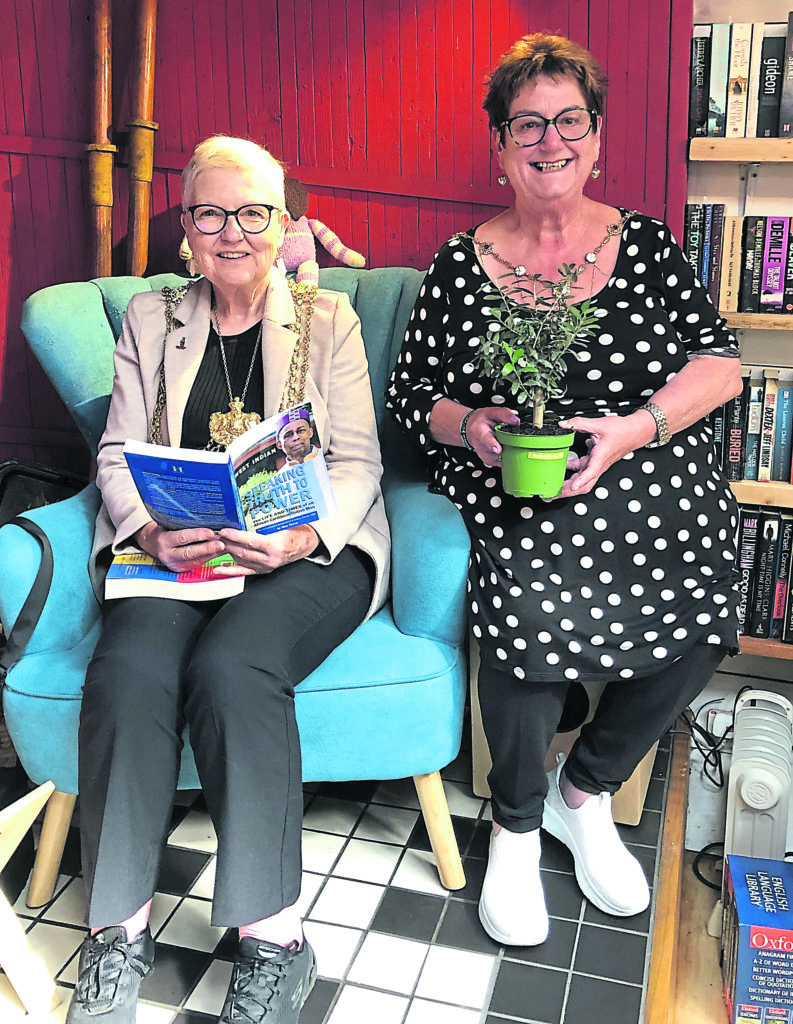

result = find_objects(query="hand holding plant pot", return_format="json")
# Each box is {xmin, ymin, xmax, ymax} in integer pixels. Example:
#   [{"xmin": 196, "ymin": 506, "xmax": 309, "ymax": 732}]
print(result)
[{"xmin": 475, "ymin": 265, "xmax": 600, "ymax": 498}]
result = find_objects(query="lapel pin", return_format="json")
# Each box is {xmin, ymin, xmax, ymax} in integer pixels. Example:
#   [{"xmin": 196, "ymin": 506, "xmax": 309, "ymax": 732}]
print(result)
[{"xmin": 175, "ymin": 337, "xmax": 187, "ymax": 350}]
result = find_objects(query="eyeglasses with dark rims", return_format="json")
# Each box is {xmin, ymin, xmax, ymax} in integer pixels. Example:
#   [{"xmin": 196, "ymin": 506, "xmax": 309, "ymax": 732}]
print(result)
[
  {"xmin": 500, "ymin": 107, "xmax": 598, "ymax": 147},
  {"xmin": 183, "ymin": 203, "xmax": 280, "ymax": 235}
]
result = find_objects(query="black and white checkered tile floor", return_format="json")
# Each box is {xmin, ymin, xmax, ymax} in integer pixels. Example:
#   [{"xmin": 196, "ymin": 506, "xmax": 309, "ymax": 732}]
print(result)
[{"xmin": 5, "ymin": 732, "xmax": 671, "ymax": 1024}]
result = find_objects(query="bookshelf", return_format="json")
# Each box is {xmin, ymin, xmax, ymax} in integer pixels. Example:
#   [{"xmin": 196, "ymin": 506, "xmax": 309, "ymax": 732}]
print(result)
[{"xmin": 689, "ymin": 138, "xmax": 793, "ymax": 162}]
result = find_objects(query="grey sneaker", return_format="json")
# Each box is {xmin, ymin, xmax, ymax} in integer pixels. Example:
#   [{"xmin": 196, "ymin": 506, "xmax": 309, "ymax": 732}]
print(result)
[
  {"xmin": 220, "ymin": 937, "xmax": 317, "ymax": 1023},
  {"xmin": 65, "ymin": 926, "xmax": 154, "ymax": 1023}
]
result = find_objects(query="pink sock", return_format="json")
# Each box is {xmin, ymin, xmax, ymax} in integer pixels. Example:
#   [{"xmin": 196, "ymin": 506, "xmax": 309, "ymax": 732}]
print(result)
[
  {"xmin": 239, "ymin": 903, "xmax": 303, "ymax": 947},
  {"xmin": 92, "ymin": 899, "xmax": 152, "ymax": 941}
]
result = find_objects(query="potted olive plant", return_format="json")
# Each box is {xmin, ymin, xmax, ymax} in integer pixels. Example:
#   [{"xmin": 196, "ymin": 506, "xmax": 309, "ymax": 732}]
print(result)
[{"xmin": 476, "ymin": 266, "xmax": 600, "ymax": 498}]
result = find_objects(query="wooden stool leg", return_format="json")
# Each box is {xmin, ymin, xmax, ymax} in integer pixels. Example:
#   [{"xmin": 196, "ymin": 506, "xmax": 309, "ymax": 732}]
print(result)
[
  {"xmin": 413, "ymin": 771, "xmax": 466, "ymax": 890},
  {"xmin": 27, "ymin": 791, "xmax": 77, "ymax": 908}
]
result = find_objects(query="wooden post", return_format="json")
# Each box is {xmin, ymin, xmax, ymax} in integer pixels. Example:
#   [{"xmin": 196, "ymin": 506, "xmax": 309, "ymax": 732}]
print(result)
[
  {"xmin": 87, "ymin": 0, "xmax": 116, "ymax": 279},
  {"xmin": 126, "ymin": 0, "xmax": 158, "ymax": 276}
]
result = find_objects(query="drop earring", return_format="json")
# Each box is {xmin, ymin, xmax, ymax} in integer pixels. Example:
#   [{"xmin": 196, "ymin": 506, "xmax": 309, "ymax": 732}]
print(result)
[
  {"xmin": 590, "ymin": 164, "xmax": 601, "ymax": 180},
  {"xmin": 497, "ymin": 173, "xmax": 508, "ymax": 186}
]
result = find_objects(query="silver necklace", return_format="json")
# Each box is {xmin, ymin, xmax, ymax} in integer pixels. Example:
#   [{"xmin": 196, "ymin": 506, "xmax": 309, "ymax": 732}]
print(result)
[
  {"xmin": 473, "ymin": 209, "xmax": 634, "ymax": 279},
  {"xmin": 208, "ymin": 297, "xmax": 263, "ymax": 449}
]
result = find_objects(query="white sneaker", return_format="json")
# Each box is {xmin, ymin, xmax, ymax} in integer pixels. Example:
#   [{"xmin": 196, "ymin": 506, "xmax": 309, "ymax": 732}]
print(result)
[
  {"xmin": 478, "ymin": 827, "xmax": 549, "ymax": 946},
  {"xmin": 542, "ymin": 754, "xmax": 650, "ymax": 917}
]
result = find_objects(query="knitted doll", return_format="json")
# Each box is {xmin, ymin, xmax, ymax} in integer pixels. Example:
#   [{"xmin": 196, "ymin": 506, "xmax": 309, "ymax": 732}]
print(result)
[{"xmin": 277, "ymin": 177, "xmax": 365, "ymax": 285}]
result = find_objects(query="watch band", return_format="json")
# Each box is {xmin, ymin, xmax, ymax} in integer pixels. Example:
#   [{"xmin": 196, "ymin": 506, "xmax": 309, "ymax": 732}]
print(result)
[
  {"xmin": 459, "ymin": 408, "xmax": 476, "ymax": 451},
  {"xmin": 642, "ymin": 402, "xmax": 670, "ymax": 447}
]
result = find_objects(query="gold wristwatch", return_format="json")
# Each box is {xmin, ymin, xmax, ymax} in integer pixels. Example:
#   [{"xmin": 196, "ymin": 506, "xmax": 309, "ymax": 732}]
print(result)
[{"xmin": 642, "ymin": 402, "xmax": 670, "ymax": 447}]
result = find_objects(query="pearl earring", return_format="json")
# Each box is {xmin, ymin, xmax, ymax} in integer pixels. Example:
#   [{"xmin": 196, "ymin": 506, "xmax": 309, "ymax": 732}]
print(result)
[{"xmin": 590, "ymin": 164, "xmax": 601, "ymax": 180}]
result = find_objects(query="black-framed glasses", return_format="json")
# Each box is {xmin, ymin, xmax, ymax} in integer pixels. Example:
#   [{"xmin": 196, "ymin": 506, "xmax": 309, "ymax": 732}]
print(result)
[
  {"xmin": 500, "ymin": 107, "xmax": 597, "ymax": 147},
  {"xmin": 183, "ymin": 203, "xmax": 279, "ymax": 235}
]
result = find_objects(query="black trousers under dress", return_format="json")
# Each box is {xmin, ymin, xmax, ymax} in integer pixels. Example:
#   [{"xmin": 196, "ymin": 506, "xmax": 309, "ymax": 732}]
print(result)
[
  {"xmin": 79, "ymin": 546, "xmax": 373, "ymax": 928},
  {"xmin": 478, "ymin": 642, "xmax": 725, "ymax": 833}
]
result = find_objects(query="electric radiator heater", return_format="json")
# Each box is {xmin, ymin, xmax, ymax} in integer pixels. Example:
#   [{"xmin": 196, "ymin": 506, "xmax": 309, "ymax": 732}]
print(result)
[{"xmin": 723, "ymin": 689, "xmax": 793, "ymax": 862}]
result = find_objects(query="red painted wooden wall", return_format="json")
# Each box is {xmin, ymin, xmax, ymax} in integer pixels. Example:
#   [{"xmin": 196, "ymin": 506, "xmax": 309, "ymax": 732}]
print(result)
[{"xmin": 0, "ymin": 0, "xmax": 693, "ymax": 473}]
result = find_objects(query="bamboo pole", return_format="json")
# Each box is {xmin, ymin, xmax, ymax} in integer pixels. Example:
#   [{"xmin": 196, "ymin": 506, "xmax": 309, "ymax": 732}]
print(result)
[
  {"xmin": 125, "ymin": 0, "xmax": 158, "ymax": 276},
  {"xmin": 86, "ymin": 0, "xmax": 116, "ymax": 278}
]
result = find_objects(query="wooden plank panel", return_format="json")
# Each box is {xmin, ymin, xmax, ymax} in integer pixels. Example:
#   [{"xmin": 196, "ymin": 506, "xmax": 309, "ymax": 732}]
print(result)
[
  {"xmin": 326, "ymin": 0, "xmax": 351, "ymax": 172},
  {"xmin": 309, "ymin": 0, "xmax": 332, "ymax": 168},
  {"xmin": 225, "ymin": 0, "xmax": 248, "ymax": 137},
  {"xmin": 399, "ymin": 0, "xmax": 419, "ymax": 181},
  {"xmin": 276, "ymin": 0, "xmax": 300, "ymax": 163},
  {"xmin": 15, "ymin": 1, "xmax": 43, "ymax": 137},
  {"xmin": 294, "ymin": 0, "xmax": 318, "ymax": 168},
  {"xmin": 345, "ymin": 0, "xmax": 367, "ymax": 174},
  {"xmin": 415, "ymin": 0, "xmax": 436, "ymax": 181},
  {"xmin": 0, "ymin": 3, "xmax": 25, "ymax": 133}
]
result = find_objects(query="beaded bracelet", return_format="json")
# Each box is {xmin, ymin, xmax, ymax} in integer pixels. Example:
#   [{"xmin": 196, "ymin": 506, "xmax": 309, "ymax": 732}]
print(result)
[{"xmin": 459, "ymin": 408, "xmax": 476, "ymax": 451}]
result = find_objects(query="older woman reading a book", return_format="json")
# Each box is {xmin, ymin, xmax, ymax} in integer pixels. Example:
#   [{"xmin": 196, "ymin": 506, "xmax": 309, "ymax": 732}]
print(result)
[{"xmin": 66, "ymin": 135, "xmax": 388, "ymax": 1024}]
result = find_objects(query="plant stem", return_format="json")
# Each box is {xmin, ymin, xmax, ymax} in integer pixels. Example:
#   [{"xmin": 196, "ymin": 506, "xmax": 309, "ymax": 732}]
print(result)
[{"xmin": 532, "ymin": 387, "xmax": 544, "ymax": 429}]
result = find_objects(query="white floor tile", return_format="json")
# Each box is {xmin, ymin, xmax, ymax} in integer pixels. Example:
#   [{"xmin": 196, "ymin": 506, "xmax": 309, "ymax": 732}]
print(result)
[
  {"xmin": 405, "ymin": 998, "xmax": 482, "ymax": 1024},
  {"xmin": 302, "ymin": 920, "xmax": 362, "ymax": 980},
  {"xmin": 371, "ymin": 779, "xmax": 421, "ymax": 810},
  {"xmin": 442, "ymin": 780, "xmax": 486, "ymax": 819},
  {"xmin": 136, "ymin": 1004, "xmax": 178, "ymax": 1024},
  {"xmin": 295, "ymin": 870, "xmax": 326, "ymax": 918},
  {"xmin": 301, "ymin": 829, "xmax": 347, "ymax": 873},
  {"xmin": 303, "ymin": 795, "xmax": 365, "ymax": 835},
  {"xmin": 42, "ymin": 876, "xmax": 87, "ymax": 927},
  {"xmin": 148, "ymin": 892, "xmax": 181, "ymax": 936},
  {"xmin": 188, "ymin": 856, "xmax": 216, "ymax": 899},
  {"xmin": 25, "ymin": 921, "xmax": 85, "ymax": 981},
  {"xmin": 332, "ymin": 838, "xmax": 402, "ymax": 885},
  {"xmin": 183, "ymin": 957, "xmax": 233, "ymax": 1015},
  {"xmin": 326, "ymin": 984, "xmax": 409, "ymax": 1024},
  {"xmin": 391, "ymin": 849, "xmax": 447, "ymax": 896},
  {"xmin": 347, "ymin": 932, "xmax": 429, "ymax": 994},
  {"xmin": 167, "ymin": 810, "xmax": 217, "ymax": 852},
  {"xmin": 415, "ymin": 946, "xmax": 497, "ymax": 1008},
  {"xmin": 308, "ymin": 876, "xmax": 385, "ymax": 929},
  {"xmin": 354, "ymin": 804, "xmax": 418, "ymax": 845},
  {"xmin": 156, "ymin": 895, "xmax": 226, "ymax": 952}
]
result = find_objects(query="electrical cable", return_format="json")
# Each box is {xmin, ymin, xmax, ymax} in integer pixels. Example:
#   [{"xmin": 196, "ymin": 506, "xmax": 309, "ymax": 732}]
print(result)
[{"xmin": 692, "ymin": 840, "xmax": 723, "ymax": 891}]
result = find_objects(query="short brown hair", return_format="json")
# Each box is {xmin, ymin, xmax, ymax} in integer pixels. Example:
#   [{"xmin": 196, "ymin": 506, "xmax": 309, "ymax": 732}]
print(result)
[{"xmin": 483, "ymin": 34, "xmax": 608, "ymax": 140}]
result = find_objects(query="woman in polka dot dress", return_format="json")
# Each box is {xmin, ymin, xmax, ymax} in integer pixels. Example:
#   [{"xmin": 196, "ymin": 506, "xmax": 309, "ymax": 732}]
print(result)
[{"xmin": 386, "ymin": 34, "xmax": 743, "ymax": 948}]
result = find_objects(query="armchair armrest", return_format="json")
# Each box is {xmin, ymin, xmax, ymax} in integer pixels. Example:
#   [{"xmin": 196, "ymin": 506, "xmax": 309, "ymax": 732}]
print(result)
[
  {"xmin": 383, "ymin": 462, "xmax": 470, "ymax": 648},
  {"xmin": 0, "ymin": 484, "xmax": 102, "ymax": 657}
]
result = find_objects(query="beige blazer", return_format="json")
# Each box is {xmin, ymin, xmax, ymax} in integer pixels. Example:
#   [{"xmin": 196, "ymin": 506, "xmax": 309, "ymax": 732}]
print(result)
[{"xmin": 91, "ymin": 273, "xmax": 390, "ymax": 618}]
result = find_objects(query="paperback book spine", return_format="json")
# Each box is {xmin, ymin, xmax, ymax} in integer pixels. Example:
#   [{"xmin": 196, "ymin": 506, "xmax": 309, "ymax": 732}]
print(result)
[
  {"xmin": 744, "ymin": 23, "xmax": 766, "ymax": 138},
  {"xmin": 758, "ymin": 369, "xmax": 780, "ymax": 482},
  {"xmin": 701, "ymin": 204, "xmax": 714, "ymax": 290},
  {"xmin": 779, "ymin": 13, "xmax": 793, "ymax": 136},
  {"xmin": 707, "ymin": 203, "xmax": 726, "ymax": 306},
  {"xmin": 743, "ymin": 367, "xmax": 766, "ymax": 481},
  {"xmin": 726, "ymin": 23, "xmax": 752, "ymax": 137},
  {"xmin": 736, "ymin": 505, "xmax": 761, "ymax": 633},
  {"xmin": 739, "ymin": 216, "xmax": 766, "ymax": 312},
  {"xmin": 757, "ymin": 24, "xmax": 787, "ymax": 138},
  {"xmin": 685, "ymin": 203, "xmax": 705, "ymax": 279},
  {"xmin": 783, "ymin": 227, "xmax": 793, "ymax": 313},
  {"xmin": 690, "ymin": 26, "xmax": 712, "ymax": 137},
  {"xmin": 759, "ymin": 215, "xmax": 790, "ymax": 313},
  {"xmin": 724, "ymin": 370, "xmax": 751, "ymax": 480},
  {"xmin": 747, "ymin": 508, "xmax": 782, "ymax": 638},
  {"xmin": 771, "ymin": 513, "xmax": 793, "ymax": 639},
  {"xmin": 718, "ymin": 215, "xmax": 744, "ymax": 313},
  {"xmin": 711, "ymin": 402, "xmax": 726, "ymax": 469},
  {"xmin": 771, "ymin": 375, "xmax": 793, "ymax": 482},
  {"xmin": 708, "ymin": 22, "xmax": 731, "ymax": 136}
]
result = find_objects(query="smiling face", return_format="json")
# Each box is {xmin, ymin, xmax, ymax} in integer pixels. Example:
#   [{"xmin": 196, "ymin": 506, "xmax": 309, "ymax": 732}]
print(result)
[
  {"xmin": 181, "ymin": 165, "xmax": 289, "ymax": 296},
  {"xmin": 495, "ymin": 74, "xmax": 601, "ymax": 205}
]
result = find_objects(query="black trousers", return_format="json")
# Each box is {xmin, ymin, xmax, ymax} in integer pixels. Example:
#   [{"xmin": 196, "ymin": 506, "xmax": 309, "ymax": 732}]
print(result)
[
  {"xmin": 478, "ymin": 642, "xmax": 724, "ymax": 832},
  {"xmin": 79, "ymin": 547, "xmax": 373, "ymax": 928}
]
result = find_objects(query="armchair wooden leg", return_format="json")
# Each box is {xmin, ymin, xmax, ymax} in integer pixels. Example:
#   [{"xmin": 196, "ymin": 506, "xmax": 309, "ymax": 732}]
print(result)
[
  {"xmin": 413, "ymin": 771, "xmax": 466, "ymax": 890},
  {"xmin": 26, "ymin": 791, "xmax": 77, "ymax": 909}
]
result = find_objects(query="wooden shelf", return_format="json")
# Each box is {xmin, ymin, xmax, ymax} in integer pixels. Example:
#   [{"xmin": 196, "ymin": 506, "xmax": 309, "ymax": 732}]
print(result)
[
  {"xmin": 730, "ymin": 480, "xmax": 793, "ymax": 506},
  {"xmin": 722, "ymin": 313, "xmax": 793, "ymax": 331},
  {"xmin": 689, "ymin": 137, "xmax": 793, "ymax": 162},
  {"xmin": 739, "ymin": 636, "xmax": 793, "ymax": 659}
]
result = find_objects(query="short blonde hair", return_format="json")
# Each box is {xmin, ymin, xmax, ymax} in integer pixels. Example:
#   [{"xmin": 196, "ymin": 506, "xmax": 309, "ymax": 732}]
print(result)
[{"xmin": 181, "ymin": 136, "xmax": 285, "ymax": 208}]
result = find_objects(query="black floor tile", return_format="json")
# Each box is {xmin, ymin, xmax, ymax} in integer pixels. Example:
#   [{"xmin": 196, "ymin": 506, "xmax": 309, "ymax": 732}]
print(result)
[
  {"xmin": 170, "ymin": 1012, "xmax": 216, "ymax": 1023},
  {"xmin": 574, "ymin": 924, "xmax": 647, "ymax": 985},
  {"xmin": 370, "ymin": 888, "xmax": 445, "ymax": 942},
  {"xmin": 456, "ymin": 855, "xmax": 487, "ymax": 903},
  {"xmin": 543, "ymin": 868, "xmax": 585, "ymax": 920},
  {"xmin": 142, "ymin": 942, "xmax": 213, "ymax": 1007},
  {"xmin": 301, "ymin": 977, "xmax": 340, "ymax": 1024},
  {"xmin": 312, "ymin": 779, "xmax": 380, "ymax": 803},
  {"xmin": 582, "ymin": 900, "xmax": 651, "ymax": 935},
  {"xmin": 490, "ymin": 960, "xmax": 567, "ymax": 1022},
  {"xmin": 618, "ymin": 808, "xmax": 662, "ymax": 848},
  {"xmin": 60, "ymin": 826, "xmax": 83, "ymax": 877},
  {"xmin": 156, "ymin": 846, "xmax": 214, "ymax": 896},
  {"xmin": 539, "ymin": 832, "xmax": 575, "ymax": 873},
  {"xmin": 564, "ymin": 974, "xmax": 643, "ymax": 1024},
  {"xmin": 509, "ymin": 916, "xmax": 578, "ymax": 968},
  {"xmin": 407, "ymin": 813, "xmax": 475, "ymax": 854},
  {"xmin": 466, "ymin": 819, "xmax": 492, "ymax": 860},
  {"xmin": 436, "ymin": 899, "xmax": 501, "ymax": 954},
  {"xmin": 212, "ymin": 928, "xmax": 239, "ymax": 962},
  {"xmin": 642, "ymin": 775, "xmax": 665, "ymax": 812}
]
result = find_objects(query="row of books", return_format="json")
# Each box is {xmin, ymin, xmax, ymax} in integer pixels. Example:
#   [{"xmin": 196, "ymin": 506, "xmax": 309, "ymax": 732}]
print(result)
[
  {"xmin": 737, "ymin": 504, "xmax": 793, "ymax": 642},
  {"xmin": 684, "ymin": 207, "xmax": 793, "ymax": 314},
  {"xmin": 689, "ymin": 16, "xmax": 793, "ymax": 139},
  {"xmin": 714, "ymin": 368, "xmax": 793, "ymax": 484}
]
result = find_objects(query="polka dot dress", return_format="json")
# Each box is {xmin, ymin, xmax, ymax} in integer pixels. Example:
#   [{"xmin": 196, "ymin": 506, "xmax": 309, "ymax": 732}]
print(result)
[{"xmin": 387, "ymin": 212, "xmax": 742, "ymax": 683}]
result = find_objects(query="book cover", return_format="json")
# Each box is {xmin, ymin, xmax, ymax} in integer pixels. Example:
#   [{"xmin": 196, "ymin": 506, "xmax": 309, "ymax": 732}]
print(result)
[
  {"xmin": 747, "ymin": 508, "xmax": 782, "ymax": 638},
  {"xmin": 757, "ymin": 368, "xmax": 780, "ymax": 482},
  {"xmin": 759, "ymin": 215, "xmax": 790, "ymax": 312},
  {"xmin": 736, "ymin": 504, "xmax": 761, "ymax": 632},
  {"xmin": 708, "ymin": 22, "xmax": 731, "ymax": 136},
  {"xmin": 690, "ymin": 26, "xmax": 712, "ymax": 138},
  {"xmin": 744, "ymin": 23, "xmax": 766, "ymax": 138},
  {"xmin": 771, "ymin": 513, "xmax": 793, "ymax": 639},
  {"xmin": 743, "ymin": 366, "xmax": 766, "ymax": 481},
  {"xmin": 711, "ymin": 401, "xmax": 726, "ymax": 469},
  {"xmin": 756, "ymin": 23, "xmax": 787, "ymax": 138},
  {"xmin": 701, "ymin": 203, "xmax": 714, "ymax": 289},
  {"xmin": 723, "ymin": 369, "xmax": 751, "ymax": 480},
  {"xmin": 739, "ymin": 216, "xmax": 765, "ymax": 312},
  {"xmin": 783, "ymin": 227, "xmax": 793, "ymax": 313},
  {"xmin": 718, "ymin": 215, "xmax": 744, "ymax": 312},
  {"xmin": 771, "ymin": 372, "xmax": 793, "ymax": 482},
  {"xmin": 105, "ymin": 552, "xmax": 245, "ymax": 601},
  {"xmin": 725, "ymin": 23, "xmax": 753, "ymax": 137},
  {"xmin": 122, "ymin": 402, "xmax": 337, "ymax": 535},
  {"xmin": 685, "ymin": 203, "xmax": 705, "ymax": 278},
  {"xmin": 779, "ymin": 12, "xmax": 793, "ymax": 135},
  {"xmin": 707, "ymin": 203, "xmax": 726, "ymax": 307}
]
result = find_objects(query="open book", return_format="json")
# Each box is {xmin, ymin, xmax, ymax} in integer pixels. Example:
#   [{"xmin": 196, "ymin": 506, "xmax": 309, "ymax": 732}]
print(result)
[{"xmin": 105, "ymin": 402, "xmax": 336, "ymax": 600}]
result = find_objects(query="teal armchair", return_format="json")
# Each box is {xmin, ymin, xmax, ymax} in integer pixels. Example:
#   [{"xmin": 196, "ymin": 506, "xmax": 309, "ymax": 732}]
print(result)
[{"xmin": 0, "ymin": 268, "xmax": 471, "ymax": 906}]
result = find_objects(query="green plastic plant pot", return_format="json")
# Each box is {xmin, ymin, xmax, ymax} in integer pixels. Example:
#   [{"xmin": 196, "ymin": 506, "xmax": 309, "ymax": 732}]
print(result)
[{"xmin": 494, "ymin": 425, "xmax": 575, "ymax": 498}]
